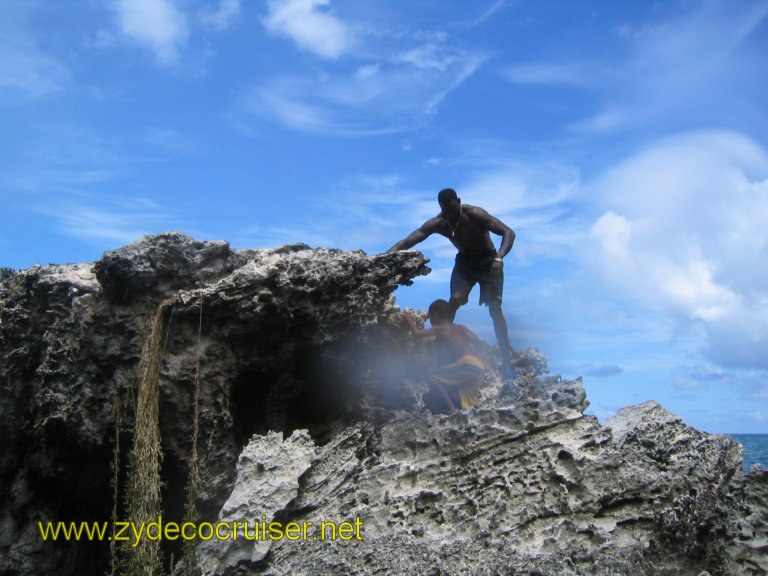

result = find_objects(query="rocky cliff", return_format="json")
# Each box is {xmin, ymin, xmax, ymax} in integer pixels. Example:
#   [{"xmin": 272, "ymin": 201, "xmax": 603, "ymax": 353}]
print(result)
[{"xmin": 0, "ymin": 233, "xmax": 765, "ymax": 576}]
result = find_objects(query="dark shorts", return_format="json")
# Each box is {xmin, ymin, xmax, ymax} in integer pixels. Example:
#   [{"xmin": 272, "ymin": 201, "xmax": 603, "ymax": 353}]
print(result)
[{"xmin": 450, "ymin": 253, "xmax": 503, "ymax": 307}]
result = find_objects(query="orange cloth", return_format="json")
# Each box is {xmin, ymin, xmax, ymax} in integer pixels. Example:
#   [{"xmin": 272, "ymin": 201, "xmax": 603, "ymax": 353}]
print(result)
[{"xmin": 430, "ymin": 354, "xmax": 486, "ymax": 409}]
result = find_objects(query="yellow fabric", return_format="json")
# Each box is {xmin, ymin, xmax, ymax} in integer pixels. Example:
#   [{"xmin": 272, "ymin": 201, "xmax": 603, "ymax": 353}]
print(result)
[{"xmin": 431, "ymin": 354, "xmax": 486, "ymax": 409}]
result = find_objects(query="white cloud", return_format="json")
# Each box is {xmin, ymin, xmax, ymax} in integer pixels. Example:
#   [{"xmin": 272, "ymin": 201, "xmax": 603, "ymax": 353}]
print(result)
[
  {"xmin": 661, "ymin": 259, "xmax": 738, "ymax": 322},
  {"xmin": 591, "ymin": 212, "xmax": 631, "ymax": 262},
  {"xmin": 263, "ymin": 0, "xmax": 351, "ymax": 59},
  {"xmin": 113, "ymin": 0, "xmax": 189, "ymax": 65},
  {"xmin": 587, "ymin": 130, "xmax": 768, "ymax": 370}
]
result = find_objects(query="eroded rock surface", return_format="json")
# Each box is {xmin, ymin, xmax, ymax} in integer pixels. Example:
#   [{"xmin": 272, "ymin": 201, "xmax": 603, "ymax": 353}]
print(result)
[
  {"xmin": 195, "ymin": 377, "xmax": 762, "ymax": 576},
  {"xmin": 0, "ymin": 233, "xmax": 765, "ymax": 576},
  {"xmin": 0, "ymin": 233, "xmax": 427, "ymax": 575}
]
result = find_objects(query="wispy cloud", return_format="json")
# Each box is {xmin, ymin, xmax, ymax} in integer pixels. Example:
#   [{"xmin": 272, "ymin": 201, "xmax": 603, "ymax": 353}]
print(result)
[
  {"xmin": 112, "ymin": 0, "xmax": 189, "ymax": 65},
  {"xmin": 456, "ymin": 162, "xmax": 584, "ymax": 265},
  {"xmin": 0, "ymin": 4, "xmax": 68, "ymax": 98},
  {"xmin": 239, "ymin": 47, "xmax": 485, "ymax": 135},
  {"xmin": 340, "ymin": 162, "xmax": 580, "ymax": 249},
  {"xmin": 235, "ymin": 175, "xmax": 434, "ymax": 252},
  {"xmin": 471, "ymin": 0, "xmax": 509, "ymax": 27},
  {"xmin": 263, "ymin": 0, "xmax": 352, "ymax": 59},
  {"xmin": 198, "ymin": 0, "xmax": 241, "ymax": 32},
  {"xmin": 573, "ymin": 2, "xmax": 768, "ymax": 134},
  {"xmin": 496, "ymin": 3, "xmax": 768, "ymax": 137},
  {"xmin": 240, "ymin": 3, "xmax": 489, "ymax": 135},
  {"xmin": 40, "ymin": 196, "xmax": 181, "ymax": 245}
]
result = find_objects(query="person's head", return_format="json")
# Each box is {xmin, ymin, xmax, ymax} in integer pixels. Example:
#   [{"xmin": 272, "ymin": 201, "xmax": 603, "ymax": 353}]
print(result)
[
  {"xmin": 428, "ymin": 299, "xmax": 456, "ymax": 325},
  {"xmin": 438, "ymin": 188, "xmax": 461, "ymax": 219}
]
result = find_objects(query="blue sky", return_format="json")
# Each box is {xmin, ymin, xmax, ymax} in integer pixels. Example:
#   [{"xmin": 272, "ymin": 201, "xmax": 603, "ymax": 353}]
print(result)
[{"xmin": 2, "ymin": 0, "xmax": 767, "ymax": 433}]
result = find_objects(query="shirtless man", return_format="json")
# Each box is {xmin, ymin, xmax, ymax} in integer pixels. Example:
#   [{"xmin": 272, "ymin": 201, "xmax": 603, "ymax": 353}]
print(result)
[{"xmin": 388, "ymin": 188, "xmax": 515, "ymax": 378}]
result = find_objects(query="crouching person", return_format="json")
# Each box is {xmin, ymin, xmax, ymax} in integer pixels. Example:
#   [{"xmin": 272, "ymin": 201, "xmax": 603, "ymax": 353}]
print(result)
[{"xmin": 404, "ymin": 300, "xmax": 487, "ymax": 412}]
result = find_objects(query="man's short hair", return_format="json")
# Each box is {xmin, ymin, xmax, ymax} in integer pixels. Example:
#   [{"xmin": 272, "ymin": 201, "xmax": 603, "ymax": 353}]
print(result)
[
  {"xmin": 428, "ymin": 299, "xmax": 456, "ymax": 323},
  {"xmin": 438, "ymin": 188, "xmax": 458, "ymax": 204}
]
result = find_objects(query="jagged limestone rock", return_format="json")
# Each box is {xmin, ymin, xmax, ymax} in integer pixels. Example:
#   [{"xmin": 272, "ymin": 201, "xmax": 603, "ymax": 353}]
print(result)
[
  {"xmin": 0, "ymin": 232, "xmax": 765, "ymax": 576},
  {"xmin": 0, "ymin": 233, "xmax": 428, "ymax": 575},
  {"xmin": 196, "ymin": 430, "xmax": 317, "ymax": 573},
  {"xmin": 722, "ymin": 466, "xmax": 768, "ymax": 574},
  {"xmin": 196, "ymin": 377, "xmax": 754, "ymax": 575}
]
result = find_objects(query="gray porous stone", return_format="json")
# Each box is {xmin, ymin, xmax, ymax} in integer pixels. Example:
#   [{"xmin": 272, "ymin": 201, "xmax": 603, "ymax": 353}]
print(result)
[
  {"xmin": 196, "ymin": 430, "xmax": 317, "ymax": 573},
  {"xmin": 0, "ymin": 232, "xmax": 765, "ymax": 576}
]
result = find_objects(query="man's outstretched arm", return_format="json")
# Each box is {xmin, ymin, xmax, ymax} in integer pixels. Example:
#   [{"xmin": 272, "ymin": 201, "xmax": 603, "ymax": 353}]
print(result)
[{"xmin": 387, "ymin": 218, "xmax": 439, "ymax": 252}]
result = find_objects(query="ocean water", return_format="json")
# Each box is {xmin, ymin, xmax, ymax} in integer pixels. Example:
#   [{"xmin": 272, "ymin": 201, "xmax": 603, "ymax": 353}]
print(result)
[{"xmin": 730, "ymin": 434, "xmax": 768, "ymax": 472}]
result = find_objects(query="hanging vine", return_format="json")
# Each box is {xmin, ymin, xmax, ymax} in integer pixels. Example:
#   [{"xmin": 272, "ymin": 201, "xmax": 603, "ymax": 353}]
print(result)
[{"xmin": 122, "ymin": 301, "xmax": 170, "ymax": 576}]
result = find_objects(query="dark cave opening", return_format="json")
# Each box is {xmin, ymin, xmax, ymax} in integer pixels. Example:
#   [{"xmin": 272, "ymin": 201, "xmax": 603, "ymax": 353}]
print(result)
[
  {"xmin": 25, "ymin": 424, "xmax": 126, "ymax": 576},
  {"xmin": 228, "ymin": 329, "xmax": 438, "ymax": 451},
  {"xmin": 230, "ymin": 342, "xmax": 366, "ymax": 448},
  {"xmin": 44, "ymin": 426, "xmax": 190, "ymax": 576},
  {"xmin": 230, "ymin": 365, "xmax": 274, "ymax": 444}
]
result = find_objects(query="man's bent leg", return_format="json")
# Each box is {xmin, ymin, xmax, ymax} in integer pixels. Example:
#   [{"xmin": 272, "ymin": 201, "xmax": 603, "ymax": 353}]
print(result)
[
  {"xmin": 488, "ymin": 302, "xmax": 514, "ymax": 378},
  {"xmin": 449, "ymin": 264, "xmax": 472, "ymax": 311},
  {"xmin": 449, "ymin": 290, "xmax": 469, "ymax": 311}
]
